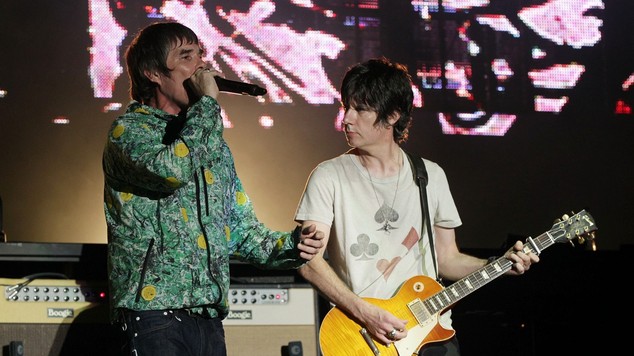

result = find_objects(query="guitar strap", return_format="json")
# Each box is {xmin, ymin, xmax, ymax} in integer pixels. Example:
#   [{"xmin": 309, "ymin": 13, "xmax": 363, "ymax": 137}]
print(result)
[{"xmin": 404, "ymin": 150, "xmax": 442, "ymax": 284}]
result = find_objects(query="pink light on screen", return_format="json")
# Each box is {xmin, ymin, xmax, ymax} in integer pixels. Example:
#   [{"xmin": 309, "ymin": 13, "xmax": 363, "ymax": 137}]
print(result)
[
  {"xmin": 436, "ymin": 0, "xmax": 490, "ymax": 11},
  {"xmin": 623, "ymin": 73, "xmax": 634, "ymax": 91},
  {"xmin": 529, "ymin": 64, "xmax": 585, "ymax": 89},
  {"xmin": 88, "ymin": 0, "xmax": 346, "ymax": 106},
  {"xmin": 412, "ymin": 85, "xmax": 423, "ymax": 108},
  {"xmin": 335, "ymin": 107, "xmax": 344, "ymax": 132},
  {"xmin": 534, "ymin": 96, "xmax": 569, "ymax": 113},
  {"xmin": 88, "ymin": 0, "xmax": 127, "ymax": 98},
  {"xmin": 444, "ymin": 62, "xmax": 472, "ymax": 98},
  {"xmin": 491, "ymin": 59, "xmax": 513, "ymax": 81},
  {"xmin": 476, "ymin": 14, "xmax": 520, "ymax": 38},
  {"xmin": 83, "ymin": 0, "xmax": 617, "ymax": 140},
  {"xmin": 223, "ymin": 0, "xmax": 344, "ymax": 104},
  {"xmin": 290, "ymin": 0, "xmax": 314, "ymax": 8},
  {"xmin": 518, "ymin": 0, "xmax": 604, "ymax": 49},
  {"xmin": 438, "ymin": 112, "xmax": 516, "ymax": 136}
]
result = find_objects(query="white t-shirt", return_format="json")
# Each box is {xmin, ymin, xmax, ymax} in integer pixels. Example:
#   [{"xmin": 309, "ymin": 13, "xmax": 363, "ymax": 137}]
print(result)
[{"xmin": 295, "ymin": 149, "xmax": 462, "ymax": 327}]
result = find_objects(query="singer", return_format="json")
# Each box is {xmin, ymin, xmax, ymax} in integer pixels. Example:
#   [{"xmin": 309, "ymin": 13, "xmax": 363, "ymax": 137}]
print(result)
[{"xmin": 102, "ymin": 21, "xmax": 324, "ymax": 356}]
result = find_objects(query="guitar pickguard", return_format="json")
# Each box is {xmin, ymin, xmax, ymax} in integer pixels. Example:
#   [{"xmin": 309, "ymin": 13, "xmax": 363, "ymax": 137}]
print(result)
[{"xmin": 394, "ymin": 314, "xmax": 438, "ymax": 355}]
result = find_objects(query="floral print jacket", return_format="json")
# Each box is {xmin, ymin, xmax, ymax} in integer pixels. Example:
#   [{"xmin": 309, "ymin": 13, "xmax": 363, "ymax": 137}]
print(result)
[{"xmin": 103, "ymin": 95, "xmax": 302, "ymax": 322}]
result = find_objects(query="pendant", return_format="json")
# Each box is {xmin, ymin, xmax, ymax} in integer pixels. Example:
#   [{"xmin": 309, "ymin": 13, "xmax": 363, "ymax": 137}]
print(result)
[
  {"xmin": 375, "ymin": 203, "xmax": 399, "ymax": 233},
  {"xmin": 378, "ymin": 221, "xmax": 397, "ymax": 233}
]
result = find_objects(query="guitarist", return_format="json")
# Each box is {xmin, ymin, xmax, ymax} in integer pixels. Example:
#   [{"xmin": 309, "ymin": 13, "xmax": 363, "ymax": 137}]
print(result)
[{"xmin": 294, "ymin": 57, "xmax": 540, "ymax": 355}]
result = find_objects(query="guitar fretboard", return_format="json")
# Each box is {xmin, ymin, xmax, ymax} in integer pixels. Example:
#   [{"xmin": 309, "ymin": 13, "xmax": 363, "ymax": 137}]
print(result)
[{"xmin": 408, "ymin": 210, "xmax": 594, "ymax": 324}]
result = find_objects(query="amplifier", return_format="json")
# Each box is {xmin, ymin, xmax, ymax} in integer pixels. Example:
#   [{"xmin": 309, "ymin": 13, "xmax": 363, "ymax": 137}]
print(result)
[
  {"xmin": 1, "ymin": 279, "xmax": 319, "ymax": 356},
  {"xmin": 0, "ymin": 278, "xmax": 108, "ymax": 324},
  {"xmin": 224, "ymin": 284, "xmax": 319, "ymax": 356},
  {"xmin": 0, "ymin": 278, "xmax": 117, "ymax": 356}
]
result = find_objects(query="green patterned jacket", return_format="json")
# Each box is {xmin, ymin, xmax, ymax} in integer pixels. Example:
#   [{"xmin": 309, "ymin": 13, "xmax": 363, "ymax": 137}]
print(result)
[{"xmin": 103, "ymin": 95, "xmax": 302, "ymax": 322}]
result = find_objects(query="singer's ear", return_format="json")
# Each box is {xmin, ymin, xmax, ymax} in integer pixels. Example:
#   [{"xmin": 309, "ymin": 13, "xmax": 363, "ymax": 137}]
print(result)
[{"xmin": 144, "ymin": 69, "xmax": 161, "ymax": 84}]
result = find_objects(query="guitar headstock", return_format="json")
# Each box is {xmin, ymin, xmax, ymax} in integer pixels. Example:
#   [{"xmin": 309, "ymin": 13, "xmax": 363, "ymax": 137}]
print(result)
[{"xmin": 550, "ymin": 210, "xmax": 597, "ymax": 247}]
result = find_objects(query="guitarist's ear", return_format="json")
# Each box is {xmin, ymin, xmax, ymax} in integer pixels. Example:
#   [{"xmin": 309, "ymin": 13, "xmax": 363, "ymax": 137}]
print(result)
[{"xmin": 386, "ymin": 111, "xmax": 399, "ymax": 129}]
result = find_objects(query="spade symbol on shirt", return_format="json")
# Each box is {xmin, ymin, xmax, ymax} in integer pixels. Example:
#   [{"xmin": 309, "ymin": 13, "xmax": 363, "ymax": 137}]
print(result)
[{"xmin": 374, "ymin": 203, "xmax": 399, "ymax": 233}]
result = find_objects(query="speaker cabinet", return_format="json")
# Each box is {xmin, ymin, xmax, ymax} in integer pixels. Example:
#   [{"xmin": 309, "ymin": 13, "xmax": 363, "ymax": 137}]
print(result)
[
  {"xmin": 0, "ymin": 323, "xmax": 121, "ymax": 356},
  {"xmin": 224, "ymin": 284, "xmax": 319, "ymax": 356}
]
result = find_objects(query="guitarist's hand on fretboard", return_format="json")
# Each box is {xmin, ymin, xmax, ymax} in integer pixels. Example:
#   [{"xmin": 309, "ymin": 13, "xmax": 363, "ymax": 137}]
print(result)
[{"xmin": 500, "ymin": 240, "xmax": 541, "ymax": 275}]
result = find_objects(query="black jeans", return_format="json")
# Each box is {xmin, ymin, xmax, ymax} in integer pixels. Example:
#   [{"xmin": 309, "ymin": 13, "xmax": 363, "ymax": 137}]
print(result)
[
  {"xmin": 419, "ymin": 336, "xmax": 460, "ymax": 356},
  {"xmin": 119, "ymin": 309, "xmax": 226, "ymax": 356}
]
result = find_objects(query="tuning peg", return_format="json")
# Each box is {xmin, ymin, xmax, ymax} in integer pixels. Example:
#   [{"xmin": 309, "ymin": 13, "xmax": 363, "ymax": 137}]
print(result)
[
  {"xmin": 561, "ymin": 213, "xmax": 570, "ymax": 221},
  {"xmin": 589, "ymin": 238, "xmax": 597, "ymax": 251},
  {"xmin": 586, "ymin": 231, "xmax": 597, "ymax": 251}
]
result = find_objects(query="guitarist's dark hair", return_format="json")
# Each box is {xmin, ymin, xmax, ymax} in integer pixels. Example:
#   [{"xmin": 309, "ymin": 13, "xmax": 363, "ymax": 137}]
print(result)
[{"xmin": 340, "ymin": 57, "xmax": 414, "ymax": 144}]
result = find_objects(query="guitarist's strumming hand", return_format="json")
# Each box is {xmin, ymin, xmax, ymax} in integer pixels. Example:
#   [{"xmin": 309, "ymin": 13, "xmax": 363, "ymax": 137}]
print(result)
[
  {"xmin": 357, "ymin": 301, "xmax": 409, "ymax": 345},
  {"xmin": 500, "ymin": 240, "xmax": 541, "ymax": 275}
]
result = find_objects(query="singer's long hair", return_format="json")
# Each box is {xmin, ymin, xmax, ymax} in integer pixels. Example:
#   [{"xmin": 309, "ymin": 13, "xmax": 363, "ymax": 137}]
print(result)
[{"xmin": 125, "ymin": 22, "xmax": 199, "ymax": 104}]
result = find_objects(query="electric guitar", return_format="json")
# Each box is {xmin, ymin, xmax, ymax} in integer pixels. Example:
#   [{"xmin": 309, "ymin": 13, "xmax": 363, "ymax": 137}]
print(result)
[{"xmin": 318, "ymin": 210, "xmax": 597, "ymax": 356}]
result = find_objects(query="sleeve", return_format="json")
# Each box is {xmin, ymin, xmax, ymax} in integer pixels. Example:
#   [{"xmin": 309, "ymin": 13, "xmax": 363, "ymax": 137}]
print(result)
[
  {"xmin": 226, "ymin": 175, "xmax": 305, "ymax": 269},
  {"xmin": 294, "ymin": 163, "xmax": 335, "ymax": 227},
  {"xmin": 425, "ymin": 159, "xmax": 462, "ymax": 229},
  {"xmin": 103, "ymin": 96, "xmax": 222, "ymax": 194}
]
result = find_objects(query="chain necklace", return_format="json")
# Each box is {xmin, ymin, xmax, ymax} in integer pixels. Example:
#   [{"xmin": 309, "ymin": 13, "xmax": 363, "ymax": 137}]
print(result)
[{"xmin": 363, "ymin": 157, "xmax": 401, "ymax": 233}]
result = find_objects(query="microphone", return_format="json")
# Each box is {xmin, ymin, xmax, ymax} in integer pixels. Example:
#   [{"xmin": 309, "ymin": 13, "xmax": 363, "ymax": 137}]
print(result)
[{"xmin": 215, "ymin": 77, "xmax": 267, "ymax": 96}]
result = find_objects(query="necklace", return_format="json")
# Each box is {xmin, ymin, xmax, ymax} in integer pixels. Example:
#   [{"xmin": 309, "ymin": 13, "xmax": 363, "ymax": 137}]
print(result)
[{"xmin": 363, "ymin": 157, "xmax": 401, "ymax": 233}]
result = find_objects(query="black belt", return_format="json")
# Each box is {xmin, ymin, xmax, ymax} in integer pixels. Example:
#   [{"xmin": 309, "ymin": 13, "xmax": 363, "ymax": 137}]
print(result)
[{"xmin": 172, "ymin": 308, "xmax": 216, "ymax": 320}]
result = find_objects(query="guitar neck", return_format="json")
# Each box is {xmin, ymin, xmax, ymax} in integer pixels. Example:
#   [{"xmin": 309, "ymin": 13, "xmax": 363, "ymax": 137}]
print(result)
[{"xmin": 422, "ymin": 231, "xmax": 557, "ymax": 316}]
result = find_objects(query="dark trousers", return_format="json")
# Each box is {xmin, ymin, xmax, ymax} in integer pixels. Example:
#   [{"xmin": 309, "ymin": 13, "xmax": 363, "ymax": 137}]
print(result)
[
  {"xmin": 119, "ymin": 309, "xmax": 226, "ymax": 356},
  {"xmin": 419, "ymin": 336, "xmax": 460, "ymax": 356}
]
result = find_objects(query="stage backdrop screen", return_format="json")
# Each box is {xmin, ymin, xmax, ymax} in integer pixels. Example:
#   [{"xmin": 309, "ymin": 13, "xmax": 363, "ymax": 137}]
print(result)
[{"xmin": 0, "ymin": 0, "xmax": 631, "ymax": 250}]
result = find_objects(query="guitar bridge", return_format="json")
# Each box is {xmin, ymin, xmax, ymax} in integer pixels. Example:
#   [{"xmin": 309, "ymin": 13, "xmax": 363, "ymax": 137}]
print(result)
[{"xmin": 359, "ymin": 328, "xmax": 380, "ymax": 355}]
